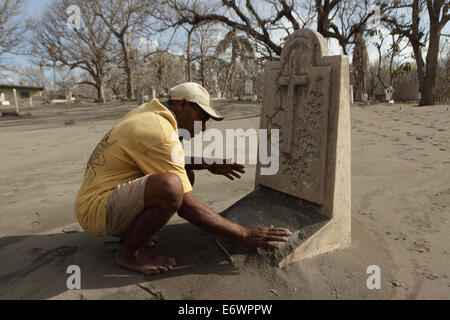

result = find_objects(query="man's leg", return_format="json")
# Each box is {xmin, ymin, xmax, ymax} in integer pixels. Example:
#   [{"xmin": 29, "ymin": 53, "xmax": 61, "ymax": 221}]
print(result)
[
  {"xmin": 118, "ymin": 169, "xmax": 193, "ymax": 249},
  {"xmin": 115, "ymin": 172, "xmax": 183, "ymax": 275}
]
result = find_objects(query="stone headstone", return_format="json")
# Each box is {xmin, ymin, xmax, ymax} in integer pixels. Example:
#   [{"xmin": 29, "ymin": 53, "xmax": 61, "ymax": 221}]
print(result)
[
  {"xmin": 13, "ymin": 88, "xmax": 19, "ymax": 113},
  {"xmin": 0, "ymin": 92, "xmax": 9, "ymax": 106},
  {"xmin": 211, "ymin": 81, "xmax": 222, "ymax": 98},
  {"xmin": 385, "ymin": 85, "xmax": 394, "ymax": 103},
  {"xmin": 362, "ymin": 93, "xmax": 369, "ymax": 103},
  {"xmin": 220, "ymin": 29, "xmax": 351, "ymax": 267},
  {"xmin": 244, "ymin": 80, "xmax": 253, "ymax": 95},
  {"xmin": 65, "ymin": 91, "xmax": 73, "ymax": 104},
  {"xmin": 150, "ymin": 86, "xmax": 156, "ymax": 100}
]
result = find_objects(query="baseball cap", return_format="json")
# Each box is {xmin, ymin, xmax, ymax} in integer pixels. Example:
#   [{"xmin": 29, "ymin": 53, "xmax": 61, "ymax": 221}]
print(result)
[{"xmin": 168, "ymin": 82, "xmax": 224, "ymax": 121}]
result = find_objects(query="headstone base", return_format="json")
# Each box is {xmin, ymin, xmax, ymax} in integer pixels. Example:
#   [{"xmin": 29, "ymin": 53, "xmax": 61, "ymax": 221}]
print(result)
[{"xmin": 217, "ymin": 186, "xmax": 349, "ymax": 268}]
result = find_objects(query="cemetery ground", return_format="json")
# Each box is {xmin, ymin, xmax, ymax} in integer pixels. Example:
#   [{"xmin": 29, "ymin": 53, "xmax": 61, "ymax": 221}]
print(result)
[{"xmin": 0, "ymin": 100, "xmax": 449, "ymax": 300}]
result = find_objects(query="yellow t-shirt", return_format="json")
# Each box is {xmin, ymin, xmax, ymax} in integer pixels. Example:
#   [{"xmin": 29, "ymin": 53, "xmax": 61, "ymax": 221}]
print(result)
[{"xmin": 75, "ymin": 98, "xmax": 192, "ymax": 236}]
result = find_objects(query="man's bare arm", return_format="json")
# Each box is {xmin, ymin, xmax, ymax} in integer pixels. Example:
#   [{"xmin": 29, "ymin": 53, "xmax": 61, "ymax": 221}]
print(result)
[
  {"xmin": 185, "ymin": 157, "xmax": 245, "ymax": 180},
  {"xmin": 184, "ymin": 157, "xmax": 206, "ymax": 171},
  {"xmin": 178, "ymin": 191, "xmax": 291, "ymax": 249}
]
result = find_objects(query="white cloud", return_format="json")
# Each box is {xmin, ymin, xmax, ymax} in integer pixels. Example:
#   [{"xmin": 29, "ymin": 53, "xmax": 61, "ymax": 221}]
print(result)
[
  {"xmin": 137, "ymin": 37, "xmax": 159, "ymax": 54},
  {"xmin": 168, "ymin": 48, "xmax": 184, "ymax": 56}
]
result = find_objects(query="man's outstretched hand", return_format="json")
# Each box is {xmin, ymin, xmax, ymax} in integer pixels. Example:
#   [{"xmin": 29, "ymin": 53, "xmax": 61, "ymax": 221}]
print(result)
[
  {"xmin": 243, "ymin": 225, "xmax": 292, "ymax": 249},
  {"xmin": 206, "ymin": 162, "xmax": 245, "ymax": 180}
]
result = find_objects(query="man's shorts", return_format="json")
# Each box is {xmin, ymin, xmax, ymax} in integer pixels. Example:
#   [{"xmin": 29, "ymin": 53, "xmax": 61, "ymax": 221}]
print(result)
[{"xmin": 106, "ymin": 175, "xmax": 149, "ymax": 237}]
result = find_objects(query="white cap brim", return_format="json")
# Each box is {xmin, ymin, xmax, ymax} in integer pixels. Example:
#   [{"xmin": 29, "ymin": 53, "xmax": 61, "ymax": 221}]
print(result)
[{"xmin": 169, "ymin": 82, "xmax": 224, "ymax": 121}]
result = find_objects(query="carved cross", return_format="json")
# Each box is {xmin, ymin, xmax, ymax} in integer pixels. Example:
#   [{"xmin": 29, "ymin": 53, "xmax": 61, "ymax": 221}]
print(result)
[{"xmin": 278, "ymin": 55, "xmax": 308, "ymax": 154}]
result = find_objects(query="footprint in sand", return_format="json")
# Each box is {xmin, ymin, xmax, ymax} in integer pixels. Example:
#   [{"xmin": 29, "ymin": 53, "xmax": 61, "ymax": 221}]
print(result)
[
  {"xmin": 408, "ymin": 240, "xmax": 430, "ymax": 254},
  {"xmin": 386, "ymin": 231, "xmax": 407, "ymax": 241},
  {"xmin": 422, "ymin": 273, "xmax": 439, "ymax": 280}
]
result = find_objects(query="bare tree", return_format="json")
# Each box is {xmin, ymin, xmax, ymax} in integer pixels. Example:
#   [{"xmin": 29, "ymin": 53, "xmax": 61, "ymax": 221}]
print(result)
[
  {"xmin": 191, "ymin": 23, "xmax": 221, "ymax": 87},
  {"xmin": 315, "ymin": 0, "xmax": 381, "ymax": 54},
  {"xmin": 352, "ymin": 31, "xmax": 369, "ymax": 101},
  {"xmin": 182, "ymin": 24, "xmax": 196, "ymax": 82},
  {"xmin": 157, "ymin": 0, "xmax": 388, "ymax": 59},
  {"xmin": 370, "ymin": 27, "xmax": 412, "ymax": 91},
  {"xmin": 105, "ymin": 67, "xmax": 126, "ymax": 97},
  {"xmin": 215, "ymin": 28, "xmax": 254, "ymax": 97},
  {"xmin": 383, "ymin": 0, "xmax": 450, "ymax": 105},
  {"xmin": 140, "ymin": 49, "xmax": 185, "ymax": 97},
  {"xmin": 30, "ymin": 0, "xmax": 114, "ymax": 102},
  {"xmin": 90, "ymin": 0, "xmax": 155, "ymax": 100},
  {"xmin": 0, "ymin": 0, "xmax": 24, "ymax": 68},
  {"xmin": 435, "ymin": 38, "xmax": 449, "ymax": 102},
  {"xmin": 155, "ymin": 0, "xmax": 386, "ymax": 102},
  {"xmin": 155, "ymin": 0, "xmax": 315, "ymax": 58}
]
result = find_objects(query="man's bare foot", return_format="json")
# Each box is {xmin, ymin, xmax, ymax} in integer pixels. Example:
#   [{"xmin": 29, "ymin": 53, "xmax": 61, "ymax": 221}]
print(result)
[
  {"xmin": 115, "ymin": 247, "xmax": 176, "ymax": 275},
  {"xmin": 117, "ymin": 236, "xmax": 158, "ymax": 248}
]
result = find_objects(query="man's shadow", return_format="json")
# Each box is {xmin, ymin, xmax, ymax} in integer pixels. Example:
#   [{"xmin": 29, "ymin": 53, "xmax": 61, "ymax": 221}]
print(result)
[{"xmin": 0, "ymin": 222, "xmax": 243, "ymax": 300}]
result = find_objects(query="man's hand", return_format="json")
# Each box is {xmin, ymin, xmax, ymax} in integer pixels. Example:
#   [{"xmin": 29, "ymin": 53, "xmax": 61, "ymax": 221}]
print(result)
[
  {"xmin": 243, "ymin": 225, "xmax": 292, "ymax": 249},
  {"xmin": 206, "ymin": 162, "xmax": 245, "ymax": 180},
  {"xmin": 179, "ymin": 192, "xmax": 291, "ymax": 250}
]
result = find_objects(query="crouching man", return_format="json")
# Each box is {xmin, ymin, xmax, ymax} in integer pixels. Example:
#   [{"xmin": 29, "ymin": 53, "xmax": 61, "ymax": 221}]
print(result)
[{"xmin": 75, "ymin": 82, "xmax": 291, "ymax": 275}]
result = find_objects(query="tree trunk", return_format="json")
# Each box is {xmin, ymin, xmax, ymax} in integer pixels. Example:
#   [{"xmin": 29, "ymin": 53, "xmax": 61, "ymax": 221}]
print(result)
[
  {"xmin": 419, "ymin": 21, "xmax": 440, "ymax": 106},
  {"xmin": 39, "ymin": 59, "xmax": 45, "ymax": 88},
  {"xmin": 120, "ymin": 38, "xmax": 135, "ymax": 100},
  {"xmin": 97, "ymin": 76, "xmax": 106, "ymax": 103},
  {"xmin": 316, "ymin": 0, "xmax": 332, "ymax": 39},
  {"xmin": 353, "ymin": 32, "xmax": 368, "ymax": 101},
  {"xmin": 376, "ymin": 43, "xmax": 387, "ymax": 89},
  {"xmin": 223, "ymin": 63, "xmax": 233, "ymax": 98},
  {"xmin": 53, "ymin": 59, "xmax": 56, "ymax": 91},
  {"xmin": 225, "ymin": 48, "xmax": 238, "ymax": 98},
  {"xmin": 187, "ymin": 28, "xmax": 193, "ymax": 82},
  {"xmin": 200, "ymin": 56, "xmax": 205, "ymax": 88}
]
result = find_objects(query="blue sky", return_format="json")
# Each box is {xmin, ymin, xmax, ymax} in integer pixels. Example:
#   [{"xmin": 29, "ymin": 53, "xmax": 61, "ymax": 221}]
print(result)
[
  {"xmin": 25, "ymin": 0, "xmax": 52, "ymax": 14},
  {"xmin": 4, "ymin": 0, "xmax": 52, "ymax": 65},
  {"xmin": 11, "ymin": 0, "xmax": 450, "ymax": 62}
]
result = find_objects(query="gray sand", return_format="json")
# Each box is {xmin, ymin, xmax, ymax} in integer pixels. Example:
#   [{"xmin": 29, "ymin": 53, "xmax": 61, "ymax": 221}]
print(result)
[{"xmin": 0, "ymin": 100, "xmax": 449, "ymax": 299}]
